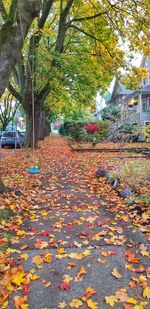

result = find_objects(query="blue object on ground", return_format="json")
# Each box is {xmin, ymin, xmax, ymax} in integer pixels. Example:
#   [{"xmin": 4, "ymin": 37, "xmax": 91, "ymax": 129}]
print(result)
[{"xmin": 27, "ymin": 167, "xmax": 40, "ymax": 174}]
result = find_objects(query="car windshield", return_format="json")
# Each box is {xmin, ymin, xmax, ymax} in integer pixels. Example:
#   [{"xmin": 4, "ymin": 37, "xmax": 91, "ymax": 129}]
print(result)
[{"xmin": 2, "ymin": 132, "xmax": 16, "ymax": 137}]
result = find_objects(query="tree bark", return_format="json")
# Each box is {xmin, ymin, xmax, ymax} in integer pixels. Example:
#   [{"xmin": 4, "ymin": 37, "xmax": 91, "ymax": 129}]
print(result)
[
  {"xmin": 26, "ymin": 102, "xmax": 41, "ymax": 148},
  {"xmin": 0, "ymin": 0, "xmax": 41, "ymax": 97},
  {"xmin": 0, "ymin": 176, "xmax": 7, "ymax": 194},
  {"xmin": 38, "ymin": 111, "xmax": 46, "ymax": 140}
]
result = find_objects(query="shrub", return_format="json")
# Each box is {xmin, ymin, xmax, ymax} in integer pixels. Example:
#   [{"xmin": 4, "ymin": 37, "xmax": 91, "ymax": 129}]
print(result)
[
  {"xmin": 126, "ymin": 194, "xmax": 150, "ymax": 208},
  {"xmin": 97, "ymin": 120, "xmax": 109, "ymax": 139},
  {"xmin": 84, "ymin": 123, "xmax": 99, "ymax": 133},
  {"xmin": 59, "ymin": 124, "xmax": 68, "ymax": 136},
  {"xmin": 59, "ymin": 120, "xmax": 109, "ymax": 143},
  {"xmin": 109, "ymin": 124, "xmax": 143, "ymax": 143},
  {"xmin": 101, "ymin": 106, "xmax": 121, "ymax": 122},
  {"xmin": 112, "ymin": 160, "xmax": 150, "ymax": 192},
  {"xmin": 143, "ymin": 124, "xmax": 150, "ymax": 142}
]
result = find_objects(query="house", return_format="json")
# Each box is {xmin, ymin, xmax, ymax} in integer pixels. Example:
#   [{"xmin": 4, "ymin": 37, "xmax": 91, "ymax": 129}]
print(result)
[
  {"xmin": 109, "ymin": 56, "xmax": 150, "ymax": 127},
  {"xmin": 110, "ymin": 80, "xmax": 132, "ymax": 108}
]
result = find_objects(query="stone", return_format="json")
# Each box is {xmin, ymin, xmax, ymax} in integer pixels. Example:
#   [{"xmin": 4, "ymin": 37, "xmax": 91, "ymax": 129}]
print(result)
[
  {"xmin": 120, "ymin": 188, "xmax": 132, "ymax": 197},
  {"xmin": 95, "ymin": 169, "xmax": 109, "ymax": 178},
  {"xmin": 112, "ymin": 179, "xmax": 120, "ymax": 189}
]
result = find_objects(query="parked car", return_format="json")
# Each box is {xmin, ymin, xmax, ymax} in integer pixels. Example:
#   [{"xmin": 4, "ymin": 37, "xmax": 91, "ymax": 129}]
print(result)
[{"xmin": 1, "ymin": 131, "xmax": 24, "ymax": 148}]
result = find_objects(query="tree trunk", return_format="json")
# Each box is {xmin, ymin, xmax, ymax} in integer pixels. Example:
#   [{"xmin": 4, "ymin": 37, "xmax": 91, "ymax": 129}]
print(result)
[
  {"xmin": 0, "ymin": 0, "xmax": 41, "ymax": 97},
  {"xmin": 26, "ymin": 103, "xmax": 41, "ymax": 148},
  {"xmin": 38, "ymin": 111, "xmax": 46, "ymax": 140},
  {"xmin": 0, "ymin": 176, "xmax": 7, "ymax": 194}
]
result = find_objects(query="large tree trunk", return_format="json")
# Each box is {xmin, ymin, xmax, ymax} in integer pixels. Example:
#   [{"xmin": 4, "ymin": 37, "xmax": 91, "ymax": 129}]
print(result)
[
  {"xmin": 38, "ymin": 111, "xmax": 46, "ymax": 140},
  {"xmin": 0, "ymin": 176, "xmax": 7, "ymax": 194},
  {"xmin": 26, "ymin": 103, "xmax": 41, "ymax": 148},
  {"xmin": 0, "ymin": 0, "xmax": 41, "ymax": 97}
]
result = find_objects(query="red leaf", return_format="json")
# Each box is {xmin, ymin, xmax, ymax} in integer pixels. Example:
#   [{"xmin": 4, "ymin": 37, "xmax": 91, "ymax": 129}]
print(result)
[
  {"xmin": 37, "ymin": 230, "xmax": 51, "ymax": 236},
  {"xmin": 22, "ymin": 284, "xmax": 30, "ymax": 295},
  {"xmin": 60, "ymin": 281, "xmax": 71, "ymax": 291}
]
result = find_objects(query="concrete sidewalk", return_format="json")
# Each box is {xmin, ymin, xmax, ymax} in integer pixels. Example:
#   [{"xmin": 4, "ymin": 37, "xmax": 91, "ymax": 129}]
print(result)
[{"xmin": 9, "ymin": 137, "xmax": 150, "ymax": 309}]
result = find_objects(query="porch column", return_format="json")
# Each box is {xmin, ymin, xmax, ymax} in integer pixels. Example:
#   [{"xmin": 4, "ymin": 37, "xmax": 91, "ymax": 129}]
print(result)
[{"xmin": 138, "ymin": 92, "xmax": 142, "ymax": 125}]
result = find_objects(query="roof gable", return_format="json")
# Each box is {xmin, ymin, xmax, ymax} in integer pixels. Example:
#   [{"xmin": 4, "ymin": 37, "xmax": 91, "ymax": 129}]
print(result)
[{"xmin": 111, "ymin": 78, "xmax": 131, "ymax": 99}]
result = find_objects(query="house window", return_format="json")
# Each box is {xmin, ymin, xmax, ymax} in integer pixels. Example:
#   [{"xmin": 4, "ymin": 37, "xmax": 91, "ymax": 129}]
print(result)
[
  {"xmin": 148, "ymin": 98, "xmax": 150, "ymax": 111},
  {"xmin": 142, "ymin": 99, "xmax": 147, "ymax": 112}
]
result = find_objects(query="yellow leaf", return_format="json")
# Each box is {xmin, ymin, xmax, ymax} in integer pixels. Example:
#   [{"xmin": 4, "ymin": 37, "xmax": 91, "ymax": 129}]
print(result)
[
  {"xmin": 63, "ymin": 275, "xmax": 73, "ymax": 282},
  {"xmin": 21, "ymin": 304, "xmax": 29, "ymax": 309},
  {"xmin": 43, "ymin": 253, "xmax": 52, "ymax": 263},
  {"xmin": 127, "ymin": 298, "xmax": 137, "ymax": 304},
  {"xmin": 77, "ymin": 266, "xmax": 86, "ymax": 277},
  {"xmin": 105, "ymin": 295, "xmax": 117, "ymax": 307},
  {"xmin": 6, "ymin": 248, "xmax": 20, "ymax": 254},
  {"xmin": 125, "ymin": 264, "xmax": 134, "ymax": 271},
  {"xmin": 10, "ymin": 204, "xmax": 15, "ymax": 210},
  {"xmin": 83, "ymin": 249, "xmax": 91, "ymax": 256},
  {"xmin": 140, "ymin": 250, "xmax": 149, "ymax": 257},
  {"xmin": 69, "ymin": 299, "xmax": 83, "ymax": 308},
  {"xmin": 12, "ymin": 271, "xmax": 26, "ymax": 286},
  {"xmin": 30, "ymin": 275, "xmax": 40, "ymax": 280},
  {"xmin": 17, "ymin": 230, "xmax": 26, "ymax": 236},
  {"xmin": 32, "ymin": 255, "xmax": 43, "ymax": 265},
  {"xmin": 20, "ymin": 254, "xmax": 29, "ymax": 260},
  {"xmin": 57, "ymin": 248, "xmax": 65, "ymax": 254},
  {"xmin": 143, "ymin": 286, "xmax": 150, "ymax": 298},
  {"xmin": 111, "ymin": 268, "xmax": 121, "ymax": 279},
  {"xmin": 58, "ymin": 302, "xmax": 67, "ymax": 308},
  {"xmin": 0, "ymin": 301, "xmax": 8, "ymax": 308},
  {"xmin": 1, "ymin": 220, "xmax": 6, "ymax": 225},
  {"xmin": 134, "ymin": 302, "xmax": 148, "ymax": 309},
  {"xmin": 42, "ymin": 280, "xmax": 52, "ymax": 287},
  {"xmin": 87, "ymin": 299, "xmax": 98, "ymax": 309}
]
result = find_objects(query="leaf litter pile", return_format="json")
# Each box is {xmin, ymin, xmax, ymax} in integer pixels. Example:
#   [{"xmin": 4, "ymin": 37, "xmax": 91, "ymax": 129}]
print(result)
[{"xmin": 0, "ymin": 136, "xmax": 150, "ymax": 309}]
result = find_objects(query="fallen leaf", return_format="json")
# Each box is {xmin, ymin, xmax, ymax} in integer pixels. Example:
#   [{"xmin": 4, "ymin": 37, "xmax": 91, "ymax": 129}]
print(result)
[
  {"xmin": 69, "ymin": 299, "xmax": 83, "ymax": 308},
  {"xmin": 127, "ymin": 297, "xmax": 137, "ymax": 304},
  {"xmin": 82, "ymin": 287, "xmax": 97, "ymax": 301},
  {"xmin": 105, "ymin": 295, "xmax": 117, "ymax": 307},
  {"xmin": 60, "ymin": 281, "xmax": 70, "ymax": 291},
  {"xmin": 32, "ymin": 255, "xmax": 43, "ymax": 266},
  {"xmin": 12, "ymin": 271, "xmax": 26, "ymax": 286},
  {"xmin": 58, "ymin": 302, "xmax": 67, "ymax": 308},
  {"xmin": 111, "ymin": 268, "xmax": 121, "ymax": 279},
  {"xmin": 20, "ymin": 254, "xmax": 29, "ymax": 261},
  {"xmin": 143, "ymin": 286, "xmax": 150, "ymax": 298},
  {"xmin": 87, "ymin": 299, "xmax": 98, "ymax": 309}
]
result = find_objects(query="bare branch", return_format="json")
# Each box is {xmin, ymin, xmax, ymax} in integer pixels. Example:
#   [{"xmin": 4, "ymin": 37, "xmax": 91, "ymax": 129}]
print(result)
[{"xmin": 65, "ymin": 10, "xmax": 109, "ymax": 28}]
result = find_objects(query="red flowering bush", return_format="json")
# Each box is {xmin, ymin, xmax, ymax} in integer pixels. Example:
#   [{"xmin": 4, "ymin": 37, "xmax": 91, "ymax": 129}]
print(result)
[{"xmin": 84, "ymin": 123, "xmax": 99, "ymax": 133}]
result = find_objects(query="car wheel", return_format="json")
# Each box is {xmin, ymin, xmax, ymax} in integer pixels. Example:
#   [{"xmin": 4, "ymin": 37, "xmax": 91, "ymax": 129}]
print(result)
[{"xmin": 1, "ymin": 145, "xmax": 4, "ymax": 148}]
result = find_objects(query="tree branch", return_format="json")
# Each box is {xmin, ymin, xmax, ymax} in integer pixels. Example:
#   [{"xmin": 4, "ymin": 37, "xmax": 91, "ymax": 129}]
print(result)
[
  {"xmin": 0, "ymin": 0, "xmax": 7, "ymax": 18},
  {"xmin": 38, "ymin": 0, "xmax": 54, "ymax": 30},
  {"xmin": 65, "ymin": 10, "xmax": 108, "ymax": 28},
  {"xmin": 38, "ymin": 83, "xmax": 51, "ymax": 106},
  {"xmin": 67, "ymin": 25, "xmax": 121, "ymax": 62},
  {"xmin": 8, "ymin": 82, "xmax": 22, "ymax": 103},
  {"xmin": 55, "ymin": 0, "xmax": 74, "ymax": 53}
]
